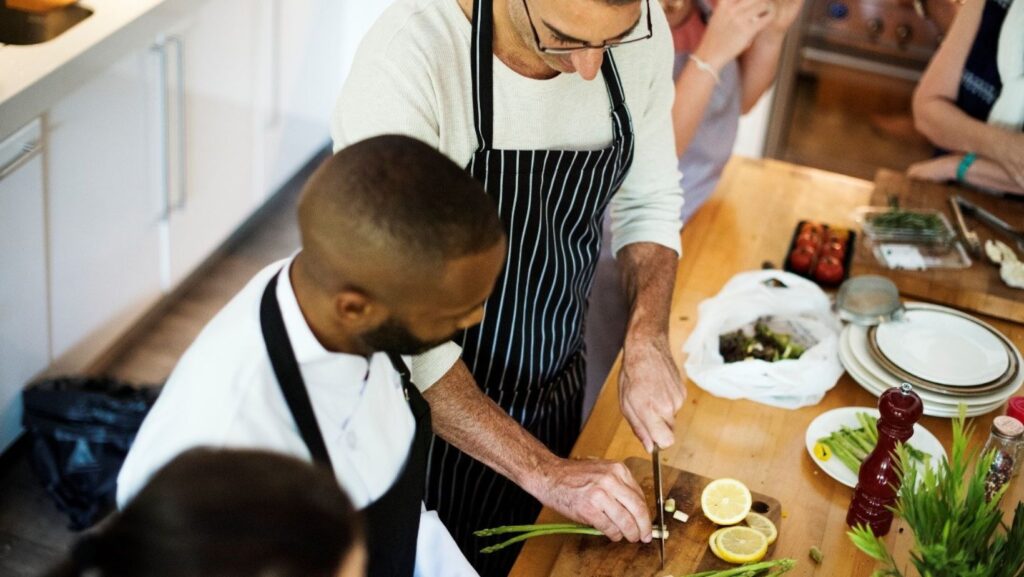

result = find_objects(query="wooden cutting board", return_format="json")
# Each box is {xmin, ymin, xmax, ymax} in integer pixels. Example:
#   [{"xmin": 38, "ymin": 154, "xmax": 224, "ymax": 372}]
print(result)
[
  {"xmin": 547, "ymin": 457, "xmax": 782, "ymax": 577},
  {"xmin": 850, "ymin": 170, "xmax": 1024, "ymax": 323}
]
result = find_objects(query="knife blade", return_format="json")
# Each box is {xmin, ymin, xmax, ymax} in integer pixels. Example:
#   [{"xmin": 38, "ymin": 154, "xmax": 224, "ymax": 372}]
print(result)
[
  {"xmin": 955, "ymin": 195, "xmax": 1024, "ymax": 253},
  {"xmin": 652, "ymin": 446, "xmax": 665, "ymax": 569},
  {"xmin": 948, "ymin": 196, "xmax": 981, "ymax": 256}
]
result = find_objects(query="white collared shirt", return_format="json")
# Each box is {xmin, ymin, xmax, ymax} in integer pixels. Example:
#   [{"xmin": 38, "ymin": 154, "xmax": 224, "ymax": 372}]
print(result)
[{"xmin": 116, "ymin": 257, "xmax": 477, "ymax": 577}]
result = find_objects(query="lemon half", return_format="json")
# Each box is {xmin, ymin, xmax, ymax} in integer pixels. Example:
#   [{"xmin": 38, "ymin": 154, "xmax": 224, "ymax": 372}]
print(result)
[{"xmin": 744, "ymin": 512, "xmax": 778, "ymax": 545}]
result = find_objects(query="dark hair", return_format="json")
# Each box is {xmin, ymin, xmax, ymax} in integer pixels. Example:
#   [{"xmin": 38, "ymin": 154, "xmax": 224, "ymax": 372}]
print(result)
[
  {"xmin": 45, "ymin": 449, "xmax": 361, "ymax": 577},
  {"xmin": 299, "ymin": 135, "xmax": 505, "ymax": 269}
]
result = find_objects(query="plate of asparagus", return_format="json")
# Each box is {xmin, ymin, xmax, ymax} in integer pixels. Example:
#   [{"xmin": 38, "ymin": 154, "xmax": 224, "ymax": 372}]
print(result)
[{"xmin": 804, "ymin": 407, "xmax": 946, "ymax": 488}]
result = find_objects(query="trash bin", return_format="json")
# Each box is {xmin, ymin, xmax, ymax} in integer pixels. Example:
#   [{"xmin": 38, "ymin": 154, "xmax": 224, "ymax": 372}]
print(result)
[{"xmin": 22, "ymin": 377, "xmax": 160, "ymax": 530}]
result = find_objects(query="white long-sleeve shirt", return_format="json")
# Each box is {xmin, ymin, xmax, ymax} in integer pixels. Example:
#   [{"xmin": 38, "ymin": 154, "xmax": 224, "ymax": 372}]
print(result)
[
  {"xmin": 331, "ymin": 0, "xmax": 684, "ymax": 389},
  {"xmin": 117, "ymin": 257, "xmax": 477, "ymax": 577}
]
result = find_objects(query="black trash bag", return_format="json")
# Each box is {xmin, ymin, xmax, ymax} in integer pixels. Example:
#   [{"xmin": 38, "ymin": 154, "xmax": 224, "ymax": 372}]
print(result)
[{"xmin": 21, "ymin": 377, "xmax": 160, "ymax": 530}]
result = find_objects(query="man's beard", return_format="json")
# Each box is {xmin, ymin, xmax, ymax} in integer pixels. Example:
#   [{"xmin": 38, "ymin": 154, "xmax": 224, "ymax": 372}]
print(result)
[{"xmin": 361, "ymin": 318, "xmax": 452, "ymax": 356}]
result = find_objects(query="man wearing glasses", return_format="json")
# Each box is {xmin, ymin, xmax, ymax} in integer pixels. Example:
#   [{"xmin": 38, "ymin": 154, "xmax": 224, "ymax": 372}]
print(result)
[{"xmin": 332, "ymin": 0, "xmax": 684, "ymax": 574}]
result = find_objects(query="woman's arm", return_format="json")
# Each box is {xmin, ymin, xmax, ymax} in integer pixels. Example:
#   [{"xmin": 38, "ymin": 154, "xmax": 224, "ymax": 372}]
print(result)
[
  {"xmin": 737, "ymin": 0, "xmax": 804, "ymax": 113},
  {"xmin": 912, "ymin": 0, "xmax": 1024, "ymax": 189},
  {"xmin": 907, "ymin": 154, "xmax": 1024, "ymax": 195},
  {"xmin": 672, "ymin": 0, "xmax": 773, "ymax": 155}
]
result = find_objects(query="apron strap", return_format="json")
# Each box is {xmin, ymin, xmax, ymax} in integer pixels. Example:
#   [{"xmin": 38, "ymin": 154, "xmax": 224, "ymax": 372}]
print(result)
[
  {"xmin": 470, "ymin": 0, "xmax": 630, "ymax": 150},
  {"xmin": 259, "ymin": 271, "xmax": 334, "ymax": 468},
  {"xmin": 471, "ymin": 0, "xmax": 495, "ymax": 151}
]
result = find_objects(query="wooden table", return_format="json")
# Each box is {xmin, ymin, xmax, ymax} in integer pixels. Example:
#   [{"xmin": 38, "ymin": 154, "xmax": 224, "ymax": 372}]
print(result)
[{"xmin": 508, "ymin": 157, "xmax": 1024, "ymax": 577}]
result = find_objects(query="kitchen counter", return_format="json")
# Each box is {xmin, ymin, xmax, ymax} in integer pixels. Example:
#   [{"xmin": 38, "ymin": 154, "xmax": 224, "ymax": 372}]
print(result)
[
  {"xmin": 0, "ymin": 0, "xmax": 203, "ymax": 139},
  {"xmin": 509, "ymin": 157, "xmax": 1024, "ymax": 576}
]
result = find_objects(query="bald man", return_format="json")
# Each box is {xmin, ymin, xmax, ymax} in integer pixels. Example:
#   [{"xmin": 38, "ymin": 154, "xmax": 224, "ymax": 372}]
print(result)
[{"xmin": 117, "ymin": 135, "xmax": 507, "ymax": 577}]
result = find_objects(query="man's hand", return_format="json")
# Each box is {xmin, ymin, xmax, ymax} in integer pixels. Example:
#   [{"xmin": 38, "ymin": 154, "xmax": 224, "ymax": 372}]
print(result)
[
  {"xmin": 619, "ymin": 336, "xmax": 685, "ymax": 453},
  {"xmin": 527, "ymin": 456, "xmax": 654, "ymax": 543}
]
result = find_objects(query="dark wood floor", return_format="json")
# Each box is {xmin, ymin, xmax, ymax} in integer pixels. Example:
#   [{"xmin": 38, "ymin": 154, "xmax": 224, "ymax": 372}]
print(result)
[{"xmin": 0, "ymin": 155, "xmax": 310, "ymax": 577}]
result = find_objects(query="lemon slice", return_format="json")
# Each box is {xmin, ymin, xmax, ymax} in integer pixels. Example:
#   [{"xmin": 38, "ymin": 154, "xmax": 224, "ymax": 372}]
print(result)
[
  {"xmin": 700, "ymin": 478, "xmax": 752, "ymax": 525},
  {"xmin": 715, "ymin": 526, "xmax": 768, "ymax": 564},
  {"xmin": 744, "ymin": 512, "xmax": 778, "ymax": 545},
  {"xmin": 708, "ymin": 528, "xmax": 727, "ymax": 558}
]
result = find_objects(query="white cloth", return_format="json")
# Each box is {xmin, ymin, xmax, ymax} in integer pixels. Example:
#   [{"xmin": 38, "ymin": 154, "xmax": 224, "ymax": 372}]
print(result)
[
  {"xmin": 116, "ymin": 257, "xmax": 476, "ymax": 577},
  {"xmin": 989, "ymin": 0, "xmax": 1024, "ymax": 130},
  {"xmin": 332, "ymin": 0, "xmax": 683, "ymax": 390}
]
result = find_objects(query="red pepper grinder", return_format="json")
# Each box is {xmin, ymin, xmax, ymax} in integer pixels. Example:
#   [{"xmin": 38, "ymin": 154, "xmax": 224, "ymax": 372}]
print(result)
[{"xmin": 847, "ymin": 382, "xmax": 923, "ymax": 536}]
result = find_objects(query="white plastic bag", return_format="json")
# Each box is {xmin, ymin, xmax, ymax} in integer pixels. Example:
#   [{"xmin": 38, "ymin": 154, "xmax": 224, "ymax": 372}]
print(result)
[{"xmin": 683, "ymin": 270, "xmax": 844, "ymax": 409}]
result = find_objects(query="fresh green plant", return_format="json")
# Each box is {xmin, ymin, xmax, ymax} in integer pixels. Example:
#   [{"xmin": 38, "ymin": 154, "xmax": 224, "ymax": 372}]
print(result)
[
  {"xmin": 682, "ymin": 558, "xmax": 796, "ymax": 576},
  {"xmin": 848, "ymin": 409, "xmax": 1024, "ymax": 577}
]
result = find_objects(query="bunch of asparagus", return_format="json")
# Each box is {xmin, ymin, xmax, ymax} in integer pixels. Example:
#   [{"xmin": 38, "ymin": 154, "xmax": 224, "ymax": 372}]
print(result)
[{"xmin": 817, "ymin": 412, "xmax": 929, "ymax": 475}]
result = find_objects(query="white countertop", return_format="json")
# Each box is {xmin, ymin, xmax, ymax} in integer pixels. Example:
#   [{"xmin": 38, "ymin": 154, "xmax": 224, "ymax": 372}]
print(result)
[{"xmin": 0, "ymin": 0, "xmax": 203, "ymax": 139}]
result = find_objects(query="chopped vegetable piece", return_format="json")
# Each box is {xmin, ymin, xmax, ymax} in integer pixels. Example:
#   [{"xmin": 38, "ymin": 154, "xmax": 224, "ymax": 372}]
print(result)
[
  {"xmin": 673, "ymin": 510, "xmax": 689, "ymax": 523},
  {"xmin": 665, "ymin": 497, "xmax": 676, "ymax": 513},
  {"xmin": 652, "ymin": 528, "xmax": 670, "ymax": 539},
  {"xmin": 809, "ymin": 546, "xmax": 823, "ymax": 564}
]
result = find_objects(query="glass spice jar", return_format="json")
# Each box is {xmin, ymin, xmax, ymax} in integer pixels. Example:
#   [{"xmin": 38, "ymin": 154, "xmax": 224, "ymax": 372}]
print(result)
[{"xmin": 982, "ymin": 416, "xmax": 1023, "ymax": 502}]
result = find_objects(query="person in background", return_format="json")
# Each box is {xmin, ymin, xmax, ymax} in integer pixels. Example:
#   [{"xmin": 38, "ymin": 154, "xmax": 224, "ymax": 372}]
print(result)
[
  {"xmin": 907, "ymin": 0, "xmax": 1023, "ymax": 194},
  {"xmin": 584, "ymin": 0, "xmax": 802, "ymax": 396},
  {"xmin": 46, "ymin": 448, "xmax": 364, "ymax": 577},
  {"xmin": 117, "ymin": 135, "xmax": 508, "ymax": 577}
]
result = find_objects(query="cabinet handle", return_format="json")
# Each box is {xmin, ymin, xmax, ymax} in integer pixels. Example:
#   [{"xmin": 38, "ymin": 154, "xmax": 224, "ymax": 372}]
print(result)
[
  {"xmin": 0, "ymin": 140, "xmax": 42, "ymax": 181},
  {"xmin": 167, "ymin": 35, "xmax": 188, "ymax": 212},
  {"xmin": 153, "ymin": 40, "xmax": 172, "ymax": 222}
]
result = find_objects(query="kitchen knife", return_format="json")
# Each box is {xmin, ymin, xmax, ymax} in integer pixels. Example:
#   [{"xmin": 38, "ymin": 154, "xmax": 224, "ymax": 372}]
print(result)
[
  {"xmin": 652, "ymin": 446, "xmax": 665, "ymax": 569},
  {"xmin": 948, "ymin": 195, "xmax": 981, "ymax": 256},
  {"xmin": 955, "ymin": 195, "xmax": 1024, "ymax": 253}
]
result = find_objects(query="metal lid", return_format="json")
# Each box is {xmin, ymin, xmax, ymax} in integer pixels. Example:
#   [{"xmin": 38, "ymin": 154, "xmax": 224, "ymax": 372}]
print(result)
[
  {"xmin": 836, "ymin": 275, "xmax": 905, "ymax": 326},
  {"xmin": 992, "ymin": 416, "xmax": 1024, "ymax": 440}
]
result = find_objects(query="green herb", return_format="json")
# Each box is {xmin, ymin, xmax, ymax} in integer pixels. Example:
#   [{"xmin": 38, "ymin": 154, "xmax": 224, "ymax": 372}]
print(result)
[
  {"xmin": 847, "ymin": 406, "xmax": 1024, "ymax": 577},
  {"xmin": 868, "ymin": 210, "xmax": 944, "ymax": 234},
  {"xmin": 817, "ymin": 413, "xmax": 929, "ymax": 476}
]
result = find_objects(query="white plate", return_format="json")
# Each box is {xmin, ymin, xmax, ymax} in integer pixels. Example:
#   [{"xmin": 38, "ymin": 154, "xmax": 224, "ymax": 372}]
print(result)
[
  {"xmin": 839, "ymin": 328, "xmax": 1015, "ymax": 417},
  {"xmin": 847, "ymin": 325, "xmax": 1020, "ymax": 406},
  {"xmin": 805, "ymin": 406, "xmax": 946, "ymax": 488},
  {"xmin": 875, "ymin": 309, "xmax": 1010, "ymax": 386}
]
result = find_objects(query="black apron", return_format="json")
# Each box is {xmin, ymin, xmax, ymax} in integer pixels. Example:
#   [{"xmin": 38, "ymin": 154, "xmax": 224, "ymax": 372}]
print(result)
[
  {"xmin": 423, "ymin": 0, "xmax": 636, "ymax": 574},
  {"xmin": 260, "ymin": 271, "xmax": 431, "ymax": 577}
]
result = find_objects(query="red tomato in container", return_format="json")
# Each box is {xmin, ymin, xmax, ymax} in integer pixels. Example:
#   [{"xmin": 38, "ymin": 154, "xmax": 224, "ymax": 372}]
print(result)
[
  {"xmin": 796, "ymin": 230, "xmax": 823, "ymax": 250},
  {"xmin": 821, "ymin": 239, "xmax": 847, "ymax": 260},
  {"xmin": 814, "ymin": 254, "xmax": 845, "ymax": 285},
  {"xmin": 788, "ymin": 244, "xmax": 817, "ymax": 274}
]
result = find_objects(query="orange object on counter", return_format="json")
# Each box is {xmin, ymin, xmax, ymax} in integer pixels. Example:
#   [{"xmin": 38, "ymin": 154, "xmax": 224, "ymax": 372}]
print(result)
[{"xmin": 6, "ymin": 0, "xmax": 78, "ymax": 13}]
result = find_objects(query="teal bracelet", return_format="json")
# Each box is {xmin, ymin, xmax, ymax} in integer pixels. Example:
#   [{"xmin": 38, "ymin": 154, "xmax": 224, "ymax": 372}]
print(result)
[{"xmin": 956, "ymin": 152, "xmax": 977, "ymax": 183}]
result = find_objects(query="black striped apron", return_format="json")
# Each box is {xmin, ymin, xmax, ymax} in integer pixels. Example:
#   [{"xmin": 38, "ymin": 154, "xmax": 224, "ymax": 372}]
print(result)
[{"xmin": 423, "ymin": 1, "xmax": 635, "ymax": 574}]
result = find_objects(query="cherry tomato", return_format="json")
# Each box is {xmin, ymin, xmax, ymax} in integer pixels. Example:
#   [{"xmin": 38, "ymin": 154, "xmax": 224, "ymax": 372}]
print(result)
[
  {"xmin": 800, "ymin": 222, "xmax": 825, "ymax": 237},
  {"xmin": 821, "ymin": 239, "xmax": 847, "ymax": 260},
  {"xmin": 814, "ymin": 254, "xmax": 845, "ymax": 285},
  {"xmin": 788, "ymin": 244, "xmax": 817, "ymax": 274},
  {"xmin": 796, "ymin": 230, "xmax": 823, "ymax": 250}
]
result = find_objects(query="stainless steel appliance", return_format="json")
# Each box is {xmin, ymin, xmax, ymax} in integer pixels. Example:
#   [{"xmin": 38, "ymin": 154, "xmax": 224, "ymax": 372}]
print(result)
[{"xmin": 765, "ymin": 0, "xmax": 951, "ymax": 179}]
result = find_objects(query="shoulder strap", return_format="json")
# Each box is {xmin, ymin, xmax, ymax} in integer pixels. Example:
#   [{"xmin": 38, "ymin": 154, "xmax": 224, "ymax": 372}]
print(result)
[{"xmin": 260, "ymin": 271, "xmax": 334, "ymax": 467}]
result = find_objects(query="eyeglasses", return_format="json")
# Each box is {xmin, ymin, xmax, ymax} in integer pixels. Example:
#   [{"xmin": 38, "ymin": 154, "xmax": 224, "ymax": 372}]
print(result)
[{"xmin": 521, "ymin": 0, "xmax": 653, "ymax": 55}]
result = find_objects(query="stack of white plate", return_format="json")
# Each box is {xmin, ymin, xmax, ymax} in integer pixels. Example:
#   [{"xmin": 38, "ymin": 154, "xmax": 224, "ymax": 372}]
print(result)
[{"xmin": 839, "ymin": 302, "xmax": 1023, "ymax": 418}]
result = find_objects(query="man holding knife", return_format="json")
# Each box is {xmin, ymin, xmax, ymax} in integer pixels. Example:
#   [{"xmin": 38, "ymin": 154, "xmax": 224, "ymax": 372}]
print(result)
[{"xmin": 333, "ymin": 0, "xmax": 686, "ymax": 573}]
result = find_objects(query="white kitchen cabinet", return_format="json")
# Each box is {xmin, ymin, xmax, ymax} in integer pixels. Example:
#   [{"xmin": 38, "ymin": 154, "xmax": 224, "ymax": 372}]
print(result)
[
  {"xmin": 0, "ymin": 121, "xmax": 49, "ymax": 451},
  {"xmin": 161, "ymin": 0, "xmax": 260, "ymax": 286},
  {"xmin": 256, "ymin": 0, "xmax": 345, "ymax": 199},
  {"xmin": 46, "ymin": 50, "xmax": 166, "ymax": 368}
]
